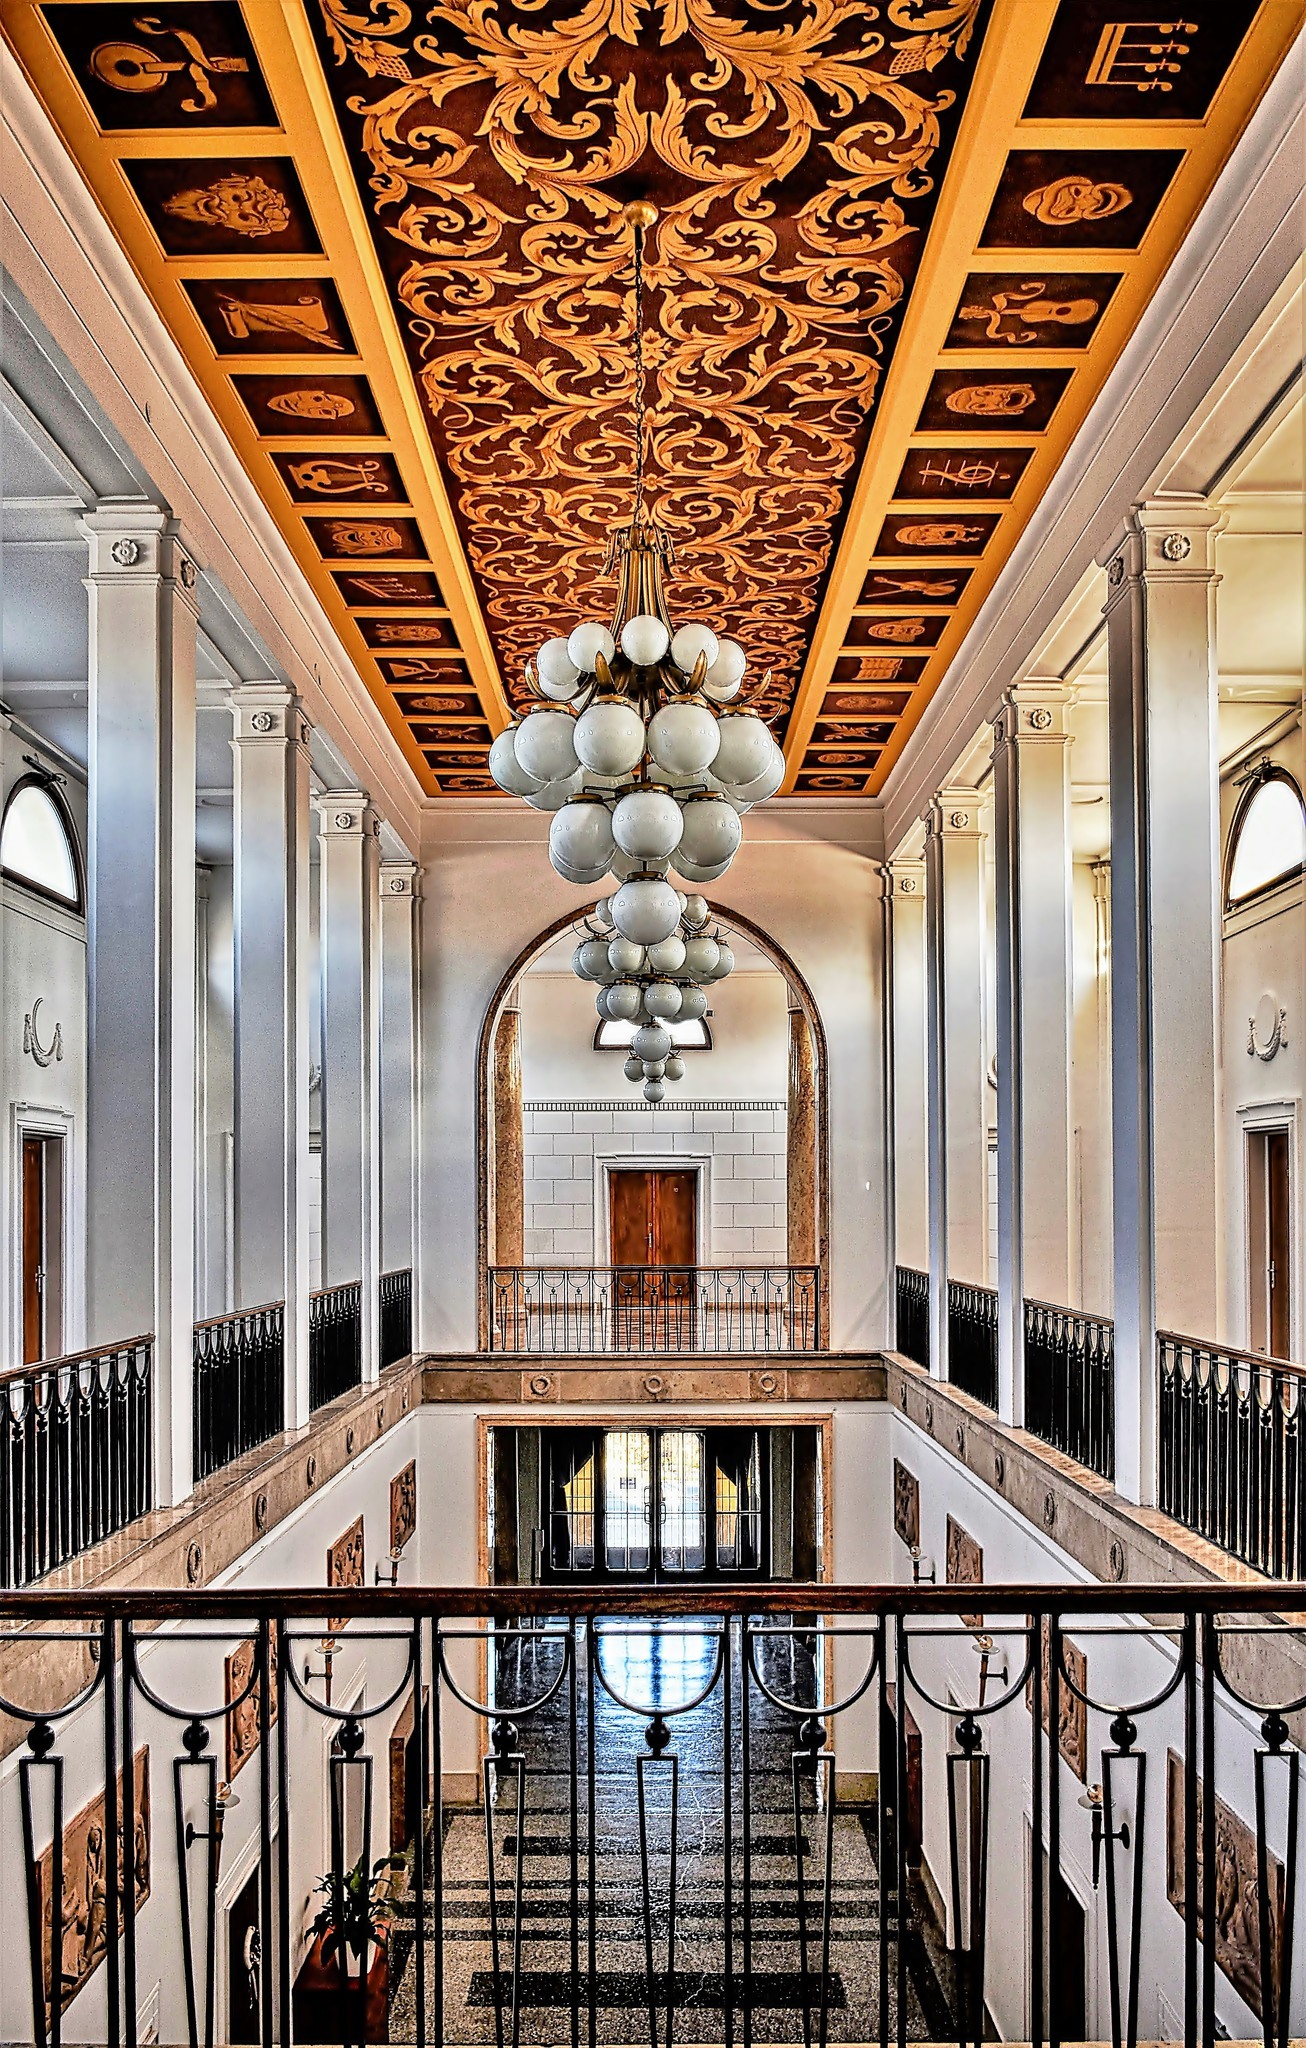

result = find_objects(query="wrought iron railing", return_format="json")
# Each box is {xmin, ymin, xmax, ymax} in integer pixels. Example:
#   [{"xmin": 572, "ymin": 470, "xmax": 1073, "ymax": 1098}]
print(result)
[
  {"xmin": 0, "ymin": 1580, "xmax": 1300, "ymax": 2048},
  {"xmin": 1023, "ymin": 1299, "xmax": 1115, "ymax": 1481},
  {"xmin": 192, "ymin": 1301, "xmax": 285, "ymax": 1483},
  {"xmin": 0, "ymin": 1336, "xmax": 152, "ymax": 1588},
  {"xmin": 1159, "ymin": 1330, "xmax": 1306, "ymax": 1579},
  {"xmin": 309, "ymin": 1279, "xmax": 363, "ymax": 1410},
  {"xmin": 894, "ymin": 1264, "xmax": 929, "ymax": 1370},
  {"xmin": 946, "ymin": 1279, "xmax": 998, "ymax": 1409},
  {"xmin": 488, "ymin": 1264, "xmax": 821, "ymax": 1353},
  {"xmin": 379, "ymin": 1266, "xmax": 413, "ymax": 1370}
]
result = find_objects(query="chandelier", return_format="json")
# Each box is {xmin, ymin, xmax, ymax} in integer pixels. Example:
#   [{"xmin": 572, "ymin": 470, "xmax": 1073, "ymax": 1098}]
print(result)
[
  {"xmin": 487, "ymin": 200, "xmax": 786, "ymax": 950},
  {"xmin": 570, "ymin": 892, "xmax": 735, "ymax": 1101}
]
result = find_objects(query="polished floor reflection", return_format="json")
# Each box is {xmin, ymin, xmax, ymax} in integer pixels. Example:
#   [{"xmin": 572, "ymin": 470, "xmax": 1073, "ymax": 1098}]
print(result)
[{"xmin": 389, "ymin": 1623, "xmax": 951, "ymax": 2043}]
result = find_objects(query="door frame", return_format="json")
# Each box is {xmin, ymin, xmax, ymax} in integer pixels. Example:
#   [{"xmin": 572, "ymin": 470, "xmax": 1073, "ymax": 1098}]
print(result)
[
  {"xmin": 595, "ymin": 1153, "xmax": 711, "ymax": 1266},
  {"xmin": 1237, "ymin": 1095, "xmax": 1301, "ymax": 1362},
  {"xmin": 10, "ymin": 1102, "xmax": 83, "ymax": 1366}
]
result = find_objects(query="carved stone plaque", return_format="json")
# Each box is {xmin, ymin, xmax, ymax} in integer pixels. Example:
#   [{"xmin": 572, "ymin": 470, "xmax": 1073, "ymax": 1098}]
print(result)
[
  {"xmin": 224, "ymin": 1629, "xmax": 280, "ymax": 1782},
  {"xmin": 945, "ymin": 1515, "xmax": 983, "ymax": 1630},
  {"xmin": 893, "ymin": 1459, "xmax": 920, "ymax": 1550},
  {"xmin": 327, "ymin": 1513, "xmax": 365, "ymax": 1633},
  {"xmin": 36, "ymin": 1747, "xmax": 150, "ymax": 2020},
  {"xmin": 1024, "ymin": 1619, "xmax": 1088, "ymax": 1781},
  {"xmin": 1166, "ymin": 1749, "xmax": 1285, "ymax": 2022},
  {"xmin": 390, "ymin": 1459, "xmax": 417, "ymax": 1554}
]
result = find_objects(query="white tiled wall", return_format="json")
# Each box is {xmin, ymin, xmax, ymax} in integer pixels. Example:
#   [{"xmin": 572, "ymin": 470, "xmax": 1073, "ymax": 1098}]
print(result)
[{"xmin": 523, "ymin": 1101, "xmax": 789, "ymax": 1264}]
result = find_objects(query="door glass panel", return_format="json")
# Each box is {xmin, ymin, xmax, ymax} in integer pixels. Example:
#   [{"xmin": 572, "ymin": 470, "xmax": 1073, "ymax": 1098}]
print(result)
[
  {"xmin": 547, "ymin": 1435, "xmax": 596, "ymax": 1574},
  {"xmin": 604, "ymin": 1430, "xmax": 651, "ymax": 1572},
  {"xmin": 659, "ymin": 1430, "xmax": 706, "ymax": 1572},
  {"xmin": 716, "ymin": 1431, "xmax": 762, "ymax": 1571}
]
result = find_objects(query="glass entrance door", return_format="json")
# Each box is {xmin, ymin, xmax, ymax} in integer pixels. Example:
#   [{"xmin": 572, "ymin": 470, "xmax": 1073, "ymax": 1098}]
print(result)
[{"xmin": 542, "ymin": 1427, "xmax": 770, "ymax": 1583}]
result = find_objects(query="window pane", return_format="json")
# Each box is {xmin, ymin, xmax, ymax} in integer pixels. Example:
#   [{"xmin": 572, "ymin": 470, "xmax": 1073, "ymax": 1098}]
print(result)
[
  {"xmin": 659, "ymin": 1430, "xmax": 705, "ymax": 1571},
  {"xmin": 1229, "ymin": 779, "xmax": 1306, "ymax": 902},
  {"xmin": 2, "ymin": 785, "xmax": 78, "ymax": 904},
  {"xmin": 604, "ymin": 1430, "xmax": 650, "ymax": 1571},
  {"xmin": 596, "ymin": 1016, "xmax": 710, "ymax": 1049}
]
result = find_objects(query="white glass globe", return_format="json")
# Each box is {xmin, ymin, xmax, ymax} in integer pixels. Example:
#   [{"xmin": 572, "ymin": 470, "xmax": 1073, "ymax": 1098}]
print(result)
[
  {"xmin": 536, "ymin": 635, "xmax": 581, "ymax": 700},
  {"xmin": 516, "ymin": 709, "xmax": 578, "ymax": 784},
  {"xmin": 632, "ymin": 1023, "xmax": 672, "ymax": 1064},
  {"xmin": 713, "ymin": 713, "xmax": 773, "ymax": 788},
  {"xmin": 611, "ymin": 878, "xmax": 682, "ymax": 946},
  {"xmin": 711, "ymin": 943, "xmax": 735, "ymax": 979},
  {"xmin": 678, "ymin": 794, "xmax": 742, "ymax": 868},
  {"xmin": 593, "ymin": 895, "xmax": 615, "ymax": 928},
  {"xmin": 731, "ymin": 743, "xmax": 786, "ymax": 803},
  {"xmin": 705, "ymin": 637, "xmax": 747, "ymax": 689},
  {"xmin": 554, "ymin": 856, "xmax": 610, "ymax": 887},
  {"xmin": 606, "ymin": 982, "xmax": 642, "ymax": 1022},
  {"xmin": 646, "ymin": 934, "xmax": 686, "ymax": 974},
  {"xmin": 576, "ymin": 939, "xmax": 610, "ymax": 979},
  {"xmin": 664, "ymin": 1054, "xmax": 685, "ymax": 1081},
  {"xmin": 644, "ymin": 980, "xmax": 683, "ymax": 1020},
  {"xmin": 567, "ymin": 620, "xmax": 616, "ymax": 672},
  {"xmin": 643, "ymin": 1059, "xmax": 666, "ymax": 1081},
  {"xmin": 682, "ymin": 937, "xmax": 720, "ymax": 979},
  {"xmin": 702, "ymin": 672, "xmax": 743, "ymax": 704},
  {"xmin": 673, "ymin": 853, "xmax": 733, "ymax": 883},
  {"xmin": 623, "ymin": 1056, "xmax": 644, "ymax": 1082},
  {"xmin": 574, "ymin": 698, "xmax": 645, "ymax": 777},
  {"xmin": 647, "ymin": 701, "xmax": 721, "ymax": 778},
  {"xmin": 620, "ymin": 614, "xmax": 670, "ymax": 666},
  {"xmin": 550, "ymin": 799, "xmax": 615, "ymax": 876},
  {"xmin": 643, "ymin": 1079, "xmax": 665, "ymax": 1103},
  {"xmin": 677, "ymin": 987, "xmax": 707, "ymax": 1022},
  {"xmin": 607, "ymin": 936, "xmax": 644, "ymax": 975},
  {"xmin": 488, "ymin": 726, "xmax": 544, "ymax": 796},
  {"xmin": 648, "ymin": 762, "xmax": 711, "ymax": 792},
  {"xmin": 611, "ymin": 787, "xmax": 684, "ymax": 862},
  {"xmin": 670, "ymin": 622, "xmax": 719, "ymax": 675},
  {"xmin": 525, "ymin": 769, "xmax": 584, "ymax": 812},
  {"xmin": 682, "ymin": 894, "xmax": 709, "ymax": 928}
]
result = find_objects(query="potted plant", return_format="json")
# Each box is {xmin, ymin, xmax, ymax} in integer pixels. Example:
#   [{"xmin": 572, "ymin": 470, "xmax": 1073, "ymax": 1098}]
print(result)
[{"xmin": 307, "ymin": 1853, "xmax": 403, "ymax": 1986}]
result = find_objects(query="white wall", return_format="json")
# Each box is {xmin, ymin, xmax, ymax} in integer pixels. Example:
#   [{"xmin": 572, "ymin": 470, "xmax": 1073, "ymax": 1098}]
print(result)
[
  {"xmin": 519, "ymin": 966, "xmax": 789, "ymax": 1099},
  {"xmin": 417, "ymin": 801, "xmax": 888, "ymax": 1351}
]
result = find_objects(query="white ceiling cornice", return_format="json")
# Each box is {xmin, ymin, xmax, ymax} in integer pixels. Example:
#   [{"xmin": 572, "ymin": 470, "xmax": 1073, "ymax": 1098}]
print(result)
[{"xmin": 0, "ymin": 42, "xmax": 421, "ymax": 856}]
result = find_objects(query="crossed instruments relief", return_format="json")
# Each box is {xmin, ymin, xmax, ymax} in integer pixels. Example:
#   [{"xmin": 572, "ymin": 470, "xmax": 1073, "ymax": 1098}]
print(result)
[{"xmin": 316, "ymin": 0, "xmax": 984, "ymax": 720}]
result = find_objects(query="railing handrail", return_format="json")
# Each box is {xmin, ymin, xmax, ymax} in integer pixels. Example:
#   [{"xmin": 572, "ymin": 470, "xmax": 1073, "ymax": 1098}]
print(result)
[
  {"xmin": 0, "ymin": 1331, "xmax": 153, "ymax": 1387},
  {"xmin": 381, "ymin": 1264, "xmax": 412, "ymax": 1280},
  {"xmin": 310, "ymin": 1277, "xmax": 362, "ymax": 1303},
  {"xmin": 492, "ymin": 1261, "xmax": 818, "ymax": 1276},
  {"xmin": 1025, "ymin": 1296, "xmax": 1114, "ymax": 1330},
  {"xmin": 192, "ymin": 1298, "xmax": 284, "ymax": 1334},
  {"xmin": 1159, "ymin": 1325, "xmax": 1306, "ymax": 1382},
  {"xmin": 0, "ymin": 1575, "xmax": 1300, "ymax": 1622}
]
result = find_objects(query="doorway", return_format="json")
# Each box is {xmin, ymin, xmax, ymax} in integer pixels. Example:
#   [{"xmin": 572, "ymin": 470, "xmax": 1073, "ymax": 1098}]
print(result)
[
  {"xmin": 609, "ymin": 1168, "xmax": 697, "ymax": 1270},
  {"xmin": 21, "ymin": 1132, "xmax": 64, "ymax": 1363},
  {"xmin": 226, "ymin": 1863, "xmax": 262, "ymax": 2044},
  {"xmin": 1247, "ymin": 1125, "xmax": 1292, "ymax": 1358}
]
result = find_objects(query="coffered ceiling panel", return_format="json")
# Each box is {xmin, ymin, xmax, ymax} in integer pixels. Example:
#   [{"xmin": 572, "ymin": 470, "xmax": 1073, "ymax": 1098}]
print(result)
[{"xmin": 4, "ymin": 0, "xmax": 1298, "ymax": 795}]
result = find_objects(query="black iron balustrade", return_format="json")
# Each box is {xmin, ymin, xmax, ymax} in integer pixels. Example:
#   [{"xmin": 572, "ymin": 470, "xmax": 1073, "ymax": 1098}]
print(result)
[
  {"xmin": 0, "ymin": 1579, "xmax": 1301, "ymax": 2048},
  {"xmin": 309, "ymin": 1279, "xmax": 363, "ymax": 1410},
  {"xmin": 379, "ymin": 1266, "xmax": 413, "ymax": 1370},
  {"xmin": 0, "ymin": 1335, "xmax": 152, "ymax": 1588},
  {"xmin": 192, "ymin": 1301, "xmax": 285, "ymax": 1483},
  {"xmin": 894, "ymin": 1264, "xmax": 929, "ymax": 1370},
  {"xmin": 488, "ymin": 1263, "xmax": 821, "ymax": 1353},
  {"xmin": 1159, "ymin": 1330, "xmax": 1306, "ymax": 1578},
  {"xmin": 1024, "ymin": 1299, "xmax": 1115, "ymax": 1481},
  {"xmin": 946, "ymin": 1279, "xmax": 998, "ymax": 1409}
]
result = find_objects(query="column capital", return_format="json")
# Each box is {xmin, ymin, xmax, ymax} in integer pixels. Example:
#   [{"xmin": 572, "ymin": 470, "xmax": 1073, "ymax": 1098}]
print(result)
[
  {"xmin": 229, "ymin": 681, "xmax": 310, "ymax": 746},
  {"xmin": 925, "ymin": 786, "xmax": 984, "ymax": 838},
  {"xmin": 992, "ymin": 679, "xmax": 1071, "ymax": 748},
  {"xmin": 887, "ymin": 856, "xmax": 925, "ymax": 897},
  {"xmin": 1101, "ymin": 495, "xmax": 1226, "ymax": 600},
  {"xmin": 80, "ymin": 501, "xmax": 200, "ymax": 596},
  {"xmin": 315, "ymin": 789, "xmax": 376, "ymax": 837},
  {"xmin": 380, "ymin": 860, "xmax": 418, "ymax": 899}
]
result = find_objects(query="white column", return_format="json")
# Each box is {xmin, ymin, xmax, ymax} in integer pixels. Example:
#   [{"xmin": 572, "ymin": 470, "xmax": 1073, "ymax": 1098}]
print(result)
[
  {"xmin": 316, "ymin": 792, "xmax": 381, "ymax": 1381},
  {"xmin": 231, "ymin": 684, "xmax": 312, "ymax": 1427},
  {"xmin": 83, "ymin": 504, "xmax": 198, "ymax": 1506},
  {"xmin": 888, "ymin": 859, "xmax": 928, "ymax": 1271},
  {"xmin": 991, "ymin": 683, "xmax": 1074, "ymax": 1424},
  {"xmin": 1105, "ymin": 499, "xmax": 1223, "ymax": 1503},
  {"xmin": 379, "ymin": 861, "xmax": 419, "ymax": 1279},
  {"xmin": 924, "ymin": 791, "xmax": 988, "ymax": 1377}
]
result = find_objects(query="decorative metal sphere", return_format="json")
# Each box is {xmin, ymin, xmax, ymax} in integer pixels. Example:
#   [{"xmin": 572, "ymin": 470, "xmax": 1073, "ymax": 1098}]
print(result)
[
  {"xmin": 574, "ymin": 698, "xmax": 645, "ymax": 777},
  {"xmin": 515, "ymin": 707, "xmax": 578, "ymax": 784},
  {"xmin": 620, "ymin": 614, "xmax": 670, "ymax": 666},
  {"xmin": 611, "ymin": 788, "xmax": 684, "ymax": 861},
  {"xmin": 488, "ymin": 726, "xmax": 543, "ymax": 797},
  {"xmin": 611, "ymin": 878, "xmax": 682, "ymax": 945},
  {"xmin": 647, "ymin": 701, "xmax": 721, "ymax": 779},
  {"xmin": 567, "ymin": 620, "xmax": 616, "ymax": 672}
]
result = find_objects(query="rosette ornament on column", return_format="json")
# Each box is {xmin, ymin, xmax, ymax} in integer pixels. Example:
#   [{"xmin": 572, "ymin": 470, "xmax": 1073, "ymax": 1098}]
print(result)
[{"xmin": 486, "ymin": 201, "xmax": 786, "ymax": 947}]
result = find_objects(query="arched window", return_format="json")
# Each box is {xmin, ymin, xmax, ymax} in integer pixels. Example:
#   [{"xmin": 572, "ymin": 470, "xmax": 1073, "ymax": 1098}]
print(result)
[
  {"xmin": 1227, "ymin": 770, "xmax": 1306, "ymax": 906},
  {"xmin": 0, "ymin": 777, "xmax": 82, "ymax": 909}
]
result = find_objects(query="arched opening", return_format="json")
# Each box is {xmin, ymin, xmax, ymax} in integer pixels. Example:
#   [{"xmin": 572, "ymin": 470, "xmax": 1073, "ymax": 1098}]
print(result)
[
  {"xmin": 476, "ymin": 901, "xmax": 829, "ymax": 1350},
  {"xmin": 0, "ymin": 774, "xmax": 82, "ymax": 910},
  {"xmin": 1224, "ymin": 768, "xmax": 1306, "ymax": 906}
]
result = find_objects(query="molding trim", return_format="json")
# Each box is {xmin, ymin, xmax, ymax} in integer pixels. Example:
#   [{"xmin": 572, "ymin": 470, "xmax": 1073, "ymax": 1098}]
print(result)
[{"xmin": 524, "ymin": 1098, "xmax": 786, "ymax": 1115}]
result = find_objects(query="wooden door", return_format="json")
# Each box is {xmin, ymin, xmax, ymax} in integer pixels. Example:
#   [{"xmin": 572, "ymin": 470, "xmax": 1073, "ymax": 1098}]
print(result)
[
  {"xmin": 1267, "ymin": 1128, "xmax": 1291, "ymax": 1359},
  {"xmin": 610, "ymin": 1169, "xmax": 696, "ymax": 1335},
  {"xmin": 21, "ymin": 1135, "xmax": 44, "ymax": 1364}
]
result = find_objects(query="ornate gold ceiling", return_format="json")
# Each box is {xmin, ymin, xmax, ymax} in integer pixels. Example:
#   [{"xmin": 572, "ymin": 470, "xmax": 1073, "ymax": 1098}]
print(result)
[{"xmin": 5, "ymin": 0, "xmax": 1299, "ymax": 795}]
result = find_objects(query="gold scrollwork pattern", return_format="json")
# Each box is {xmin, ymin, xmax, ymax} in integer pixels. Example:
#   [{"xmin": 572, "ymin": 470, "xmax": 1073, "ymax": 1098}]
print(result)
[{"xmin": 316, "ymin": 0, "xmax": 984, "ymax": 717}]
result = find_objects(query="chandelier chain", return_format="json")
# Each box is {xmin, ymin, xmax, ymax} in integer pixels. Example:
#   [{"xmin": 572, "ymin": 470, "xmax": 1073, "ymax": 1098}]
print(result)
[{"xmin": 632, "ymin": 215, "xmax": 647, "ymax": 521}]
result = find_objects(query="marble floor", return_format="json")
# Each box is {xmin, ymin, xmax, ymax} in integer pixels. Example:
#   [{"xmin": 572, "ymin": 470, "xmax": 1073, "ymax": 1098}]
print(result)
[{"xmin": 386, "ymin": 1623, "xmax": 954, "ymax": 2045}]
